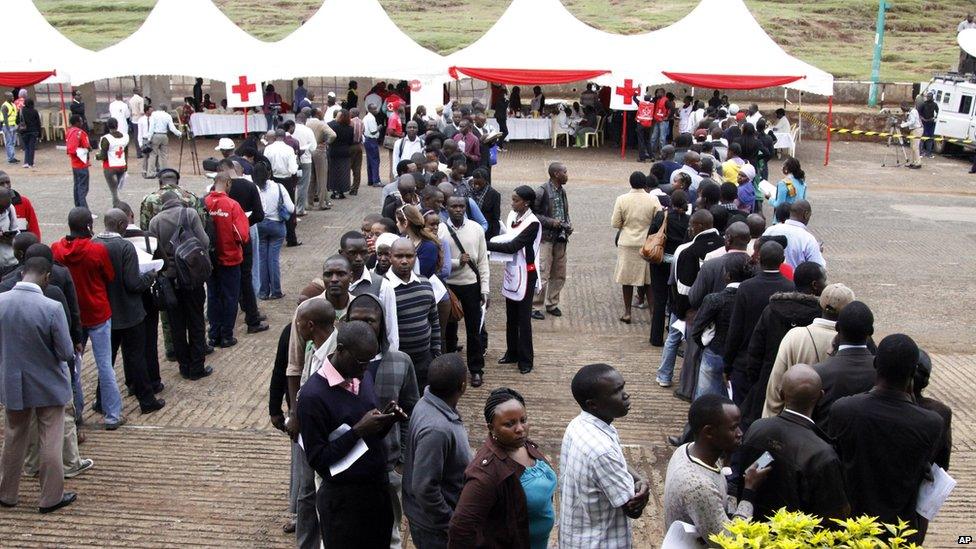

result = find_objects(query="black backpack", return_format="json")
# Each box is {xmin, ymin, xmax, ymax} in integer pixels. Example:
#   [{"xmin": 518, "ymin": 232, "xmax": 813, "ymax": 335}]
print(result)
[{"xmin": 170, "ymin": 207, "xmax": 212, "ymax": 288}]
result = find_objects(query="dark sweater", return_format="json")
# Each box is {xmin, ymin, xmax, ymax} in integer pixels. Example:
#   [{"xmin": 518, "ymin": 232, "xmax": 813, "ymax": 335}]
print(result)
[
  {"xmin": 296, "ymin": 370, "xmax": 388, "ymax": 484},
  {"xmin": 94, "ymin": 234, "xmax": 154, "ymax": 330},
  {"xmin": 228, "ymin": 178, "xmax": 265, "ymax": 226},
  {"xmin": 692, "ymin": 286, "xmax": 737, "ymax": 352},
  {"xmin": 392, "ymin": 277, "xmax": 442, "ymax": 359},
  {"xmin": 268, "ymin": 324, "xmax": 291, "ymax": 417}
]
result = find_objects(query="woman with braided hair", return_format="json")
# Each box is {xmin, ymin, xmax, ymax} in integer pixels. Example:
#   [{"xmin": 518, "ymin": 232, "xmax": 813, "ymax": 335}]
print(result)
[{"xmin": 448, "ymin": 388, "xmax": 556, "ymax": 548}]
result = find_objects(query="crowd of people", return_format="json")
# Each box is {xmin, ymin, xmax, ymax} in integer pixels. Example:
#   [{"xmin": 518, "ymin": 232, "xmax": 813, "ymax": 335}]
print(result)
[{"xmin": 0, "ymin": 82, "xmax": 954, "ymax": 549}]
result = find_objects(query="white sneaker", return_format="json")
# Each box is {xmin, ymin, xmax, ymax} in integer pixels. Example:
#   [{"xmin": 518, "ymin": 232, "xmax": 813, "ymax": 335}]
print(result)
[{"xmin": 64, "ymin": 458, "xmax": 94, "ymax": 479}]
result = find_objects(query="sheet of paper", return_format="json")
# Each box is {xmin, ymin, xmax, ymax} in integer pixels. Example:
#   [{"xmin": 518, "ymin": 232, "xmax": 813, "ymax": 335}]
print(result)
[
  {"xmin": 661, "ymin": 520, "xmax": 701, "ymax": 548},
  {"xmin": 758, "ymin": 179, "xmax": 776, "ymax": 199},
  {"xmin": 139, "ymin": 259, "xmax": 164, "ymax": 274},
  {"xmin": 479, "ymin": 303, "xmax": 487, "ymax": 331},
  {"xmin": 916, "ymin": 463, "xmax": 956, "ymax": 520},
  {"xmin": 671, "ymin": 319, "xmax": 686, "ymax": 337},
  {"xmin": 327, "ymin": 423, "xmax": 369, "ymax": 477},
  {"xmin": 429, "ymin": 275, "xmax": 447, "ymax": 302}
]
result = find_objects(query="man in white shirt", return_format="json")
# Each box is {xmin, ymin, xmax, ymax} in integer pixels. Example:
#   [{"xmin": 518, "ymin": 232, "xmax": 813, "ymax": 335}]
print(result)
[
  {"xmin": 745, "ymin": 104, "xmax": 763, "ymax": 127},
  {"xmin": 959, "ymin": 14, "xmax": 976, "ymax": 33},
  {"xmin": 560, "ymin": 363, "xmax": 649, "ymax": 549},
  {"xmin": 109, "ymin": 93, "xmax": 131, "ymax": 136},
  {"xmin": 324, "ymin": 92, "xmax": 341, "ymax": 122},
  {"xmin": 669, "ymin": 151, "xmax": 704, "ymax": 191},
  {"xmin": 762, "ymin": 200, "xmax": 826, "ymax": 268},
  {"xmin": 900, "ymin": 101, "xmax": 923, "ymax": 169},
  {"xmin": 290, "ymin": 116, "xmax": 317, "ymax": 217},
  {"xmin": 136, "ymin": 106, "xmax": 153, "ymax": 177},
  {"xmin": 128, "ymin": 88, "xmax": 145, "ymax": 158},
  {"xmin": 263, "ymin": 130, "xmax": 301, "ymax": 246},
  {"xmin": 145, "ymin": 105, "xmax": 181, "ymax": 179},
  {"xmin": 678, "ymin": 95, "xmax": 695, "ymax": 135},
  {"xmin": 362, "ymin": 103, "xmax": 382, "ymax": 187},
  {"xmin": 392, "ymin": 121, "xmax": 424, "ymax": 173}
]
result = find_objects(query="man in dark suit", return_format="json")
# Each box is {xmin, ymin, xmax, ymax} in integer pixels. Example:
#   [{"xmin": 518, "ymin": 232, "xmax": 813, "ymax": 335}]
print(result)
[
  {"xmin": 469, "ymin": 169, "xmax": 500, "ymax": 240},
  {"xmin": 738, "ymin": 364, "xmax": 849, "ymax": 521},
  {"xmin": 724, "ymin": 241, "xmax": 795, "ymax": 404},
  {"xmin": 827, "ymin": 334, "xmax": 943, "ymax": 544},
  {"xmin": 812, "ymin": 301, "xmax": 876, "ymax": 425}
]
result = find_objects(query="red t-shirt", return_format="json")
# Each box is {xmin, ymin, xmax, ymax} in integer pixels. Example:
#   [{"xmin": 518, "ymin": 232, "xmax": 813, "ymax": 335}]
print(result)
[
  {"xmin": 52, "ymin": 236, "xmax": 115, "ymax": 327},
  {"xmin": 205, "ymin": 191, "xmax": 250, "ymax": 266},
  {"xmin": 653, "ymin": 96, "xmax": 670, "ymax": 123},
  {"xmin": 12, "ymin": 192, "xmax": 40, "ymax": 238},
  {"xmin": 66, "ymin": 127, "xmax": 90, "ymax": 169}
]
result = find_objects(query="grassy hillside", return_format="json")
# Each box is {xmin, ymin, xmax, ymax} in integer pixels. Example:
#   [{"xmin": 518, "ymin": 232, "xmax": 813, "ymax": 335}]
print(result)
[{"xmin": 34, "ymin": 0, "xmax": 970, "ymax": 82}]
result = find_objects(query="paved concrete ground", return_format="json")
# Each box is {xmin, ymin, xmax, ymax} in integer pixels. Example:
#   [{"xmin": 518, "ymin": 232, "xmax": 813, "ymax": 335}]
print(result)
[{"xmin": 0, "ymin": 136, "xmax": 974, "ymax": 547}]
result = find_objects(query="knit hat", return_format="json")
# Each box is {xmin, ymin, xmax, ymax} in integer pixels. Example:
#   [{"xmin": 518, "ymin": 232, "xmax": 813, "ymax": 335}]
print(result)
[
  {"xmin": 739, "ymin": 163, "xmax": 756, "ymax": 181},
  {"xmin": 819, "ymin": 283, "xmax": 855, "ymax": 314}
]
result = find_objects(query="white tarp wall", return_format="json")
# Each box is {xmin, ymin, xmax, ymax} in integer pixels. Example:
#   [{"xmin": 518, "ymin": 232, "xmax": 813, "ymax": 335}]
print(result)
[{"xmin": 8, "ymin": 0, "xmax": 96, "ymax": 85}]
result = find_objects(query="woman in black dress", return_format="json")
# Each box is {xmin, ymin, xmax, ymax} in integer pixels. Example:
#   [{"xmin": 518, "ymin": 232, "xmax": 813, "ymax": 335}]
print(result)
[
  {"xmin": 647, "ymin": 189, "xmax": 690, "ymax": 346},
  {"xmin": 487, "ymin": 185, "xmax": 541, "ymax": 374},
  {"xmin": 327, "ymin": 109, "xmax": 353, "ymax": 199}
]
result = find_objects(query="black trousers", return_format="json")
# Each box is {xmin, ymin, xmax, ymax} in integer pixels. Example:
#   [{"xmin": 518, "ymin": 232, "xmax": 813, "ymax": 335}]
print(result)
[
  {"xmin": 649, "ymin": 262, "xmax": 670, "ymax": 346},
  {"xmin": 317, "ymin": 481, "xmax": 392, "ymax": 549},
  {"xmin": 446, "ymin": 282, "xmax": 485, "ymax": 374},
  {"xmin": 496, "ymin": 113, "xmax": 509, "ymax": 145},
  {"xmin": 110, "ymin": 321, "xmax": 155, "ymax": 406},
  {"xmin": 167, "ymin": 283, "xmax": 207, "ymax": 375},
  {"xmin": 238, "ymin": 239, "xmax": 260, "ymax": 326},
  {"xmin": 275, "ymin": 176, "xmax": 298, "ymax": 245},
  {"xmin": 141, "ymin": 291, "xmax": 161, "ymax": 385},
  {"xmin": 504, "ymin": 272, "xmax": 536, "ymax": 370},
  {"xmin": 408, "ymin": 349, "xmax": 433, "ymax": 392}
]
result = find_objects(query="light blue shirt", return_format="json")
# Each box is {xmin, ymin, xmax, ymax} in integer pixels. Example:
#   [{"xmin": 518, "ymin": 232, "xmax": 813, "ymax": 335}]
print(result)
[{"xmin": 762, "ymin": 219, "xmax": 826, "ymax": 268}]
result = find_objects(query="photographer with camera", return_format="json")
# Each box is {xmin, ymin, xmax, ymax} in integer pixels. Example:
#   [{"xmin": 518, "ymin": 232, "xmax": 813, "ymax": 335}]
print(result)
[
  {"xmin": 531, "ymin": 162, "xmax": 572, "ymax": 321},
  {"xmin": 900, "ymin": 101, "xmax": 923, "ymax": 169},
  {"xmin": 263, "ymin": 84, "xmax": 283, "ymax": 131}
]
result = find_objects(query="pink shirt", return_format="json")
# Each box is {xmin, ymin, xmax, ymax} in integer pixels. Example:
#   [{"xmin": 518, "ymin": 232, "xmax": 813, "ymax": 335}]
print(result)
[{"xmin": 316, "ymin": 356, "xmax": 360, "ymax": 395}]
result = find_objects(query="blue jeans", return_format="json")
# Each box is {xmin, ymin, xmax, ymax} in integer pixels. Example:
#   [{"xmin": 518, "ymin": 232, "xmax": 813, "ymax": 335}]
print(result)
[
  {"xmin": 250, "ymin": 224, "xmax": 260, "ymax": 295},
  {"xmin": 2, "ymin": 126, "xmax": 15, "ymax": 161},
  {"xmin": 695, "ymin": 347, "xmax": 727, "ymax": 400},
  {"xmin": 207, "ymin": 264, "xmax": 242, "ymax": 341},
  {"xmin": 364, "ymin": 137, "xmax": 380, "ymax": 185},
  {"xmin": 72, "ymin": 167, "xmax": 90, "ymax": 208},
  {"xmin": 922, "ymin": 120, "xmax": 936, "ymax": 155},
  {"xmin": 656, "ymin": 313, "xmax": 683, "ymax": 384},
  {"xmin": 257, "ymin": 219, "xmax": 286, "ymax": 297},
  {"xmin": 22, "ymin": 132, "xmax": 37, "ymax": 166},
  {"xmin": 83, "ymin": 319, "xmax": 122, "ymax": 424},
  {"xmin": 650, "ymin": 121, "xmax": 669, "ymax": 155}
]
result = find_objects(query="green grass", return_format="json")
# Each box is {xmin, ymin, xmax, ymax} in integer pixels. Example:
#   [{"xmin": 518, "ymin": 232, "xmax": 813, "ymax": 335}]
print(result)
[{"xmin": 33, "ymin": 0, "xmax": 970, "ymax": 82}]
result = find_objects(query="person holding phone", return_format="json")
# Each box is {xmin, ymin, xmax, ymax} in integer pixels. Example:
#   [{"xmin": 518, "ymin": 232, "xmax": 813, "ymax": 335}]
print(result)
[
  {"xmin": 738, "ymin": 364, "xmax": 849, "ymax": 521},
  {"xmin": 663, "ymin": 394, "xmax": 770, "ymax": 542}
]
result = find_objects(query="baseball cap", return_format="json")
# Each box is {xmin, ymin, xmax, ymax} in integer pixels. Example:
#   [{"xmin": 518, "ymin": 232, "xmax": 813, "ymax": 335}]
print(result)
[
  {"xmin": 215, "ymin": 137, "xmax": 235, "ymax": 151},
  {"xmin": 819, "ymin": 283, "xmax": 855, "ymax": 314},
  {"xmin": 327, "ymin": 91, "xmax": 336, "ymax": 98},
  {"xmin": 728, "ymin": 103, "xmax": 740, "ymax": 115},
  {"xmin": 739, "ymin": 164, "xmax": 756, "ymax": 181}
]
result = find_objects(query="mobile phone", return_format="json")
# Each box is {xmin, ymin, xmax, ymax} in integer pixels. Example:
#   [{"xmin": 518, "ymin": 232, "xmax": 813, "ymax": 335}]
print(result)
[{"xmin": 754, "ymin": 451, "xmax": 774, "ymax": 470}]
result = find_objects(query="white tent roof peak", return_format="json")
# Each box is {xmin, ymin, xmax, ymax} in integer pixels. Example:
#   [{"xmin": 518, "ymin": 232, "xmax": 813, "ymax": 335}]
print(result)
[
  {"xmin": 76, "ymin": 0, "xmax": 269, "ymax": 84},
  {"xmin": 8, "ymin": 0, "xmax": 96, "ymax": 84},
  {"xmin": 265, "ymin": 0, "xmax": 446, "ymax": 80}
]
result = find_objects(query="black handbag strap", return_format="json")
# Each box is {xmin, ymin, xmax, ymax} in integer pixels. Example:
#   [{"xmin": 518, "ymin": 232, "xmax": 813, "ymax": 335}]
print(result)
[{"xmin": 445, "ymin": 222, "xmax": 480, "ymax": 288}]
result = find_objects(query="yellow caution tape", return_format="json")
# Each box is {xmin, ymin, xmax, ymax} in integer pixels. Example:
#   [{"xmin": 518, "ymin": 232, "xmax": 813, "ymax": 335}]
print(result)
[{"xmin": 796, "ymin": 110, "xmax": 975, "ymax": 145}]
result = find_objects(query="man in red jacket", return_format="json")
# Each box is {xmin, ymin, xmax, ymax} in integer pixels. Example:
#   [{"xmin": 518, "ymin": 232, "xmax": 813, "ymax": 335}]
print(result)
[
  {"xmin": 634, "ymin": 90, "xmax": 655, "ymax": 162},
  {"xmin": 205, "ymin": 173, "xmax": 250, "ymax": 348},
  {"xmin": 650, "ymin": 88, "xmax": 670, "ymax": 159},
  {"xmin": 51, "ymin": 207, "xmax": 124, "ymax": 430},
  {"xmin": 66, "ymin": 115, "xmax": 91, "ymax": 209},
  {"xmin": 0, "ymin": 171, "xmax": 40, "ymax": 238}
]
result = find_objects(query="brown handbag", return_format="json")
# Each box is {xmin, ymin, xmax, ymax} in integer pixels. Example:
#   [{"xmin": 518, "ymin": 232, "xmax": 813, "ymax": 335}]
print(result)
[
  {"xmin": 447, "ymin": 288, "xmax": 465, "ymax": 322},
  {"xmin": 640, "ymin": 211, "xmax": 669, "ymax": 264}
]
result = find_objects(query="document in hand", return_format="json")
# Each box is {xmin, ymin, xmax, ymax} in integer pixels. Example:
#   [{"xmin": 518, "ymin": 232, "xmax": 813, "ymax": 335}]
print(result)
[
  {"xmin": 916, "ymin": 463, "xmax": 956, "ymax": 520},
  {"xmin": 327, "ymin": 423, "xmax": 369, "ymax": 477}
]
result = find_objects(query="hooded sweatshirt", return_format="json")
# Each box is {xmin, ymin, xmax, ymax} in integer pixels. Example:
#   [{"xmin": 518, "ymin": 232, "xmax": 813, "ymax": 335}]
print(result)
[
  {"xmin": 204, "ymin": 190, "xmax": 250, "ymax": 266},
  {"xmin": 51, "ymin": 236, "xmax": 115, "ymax": 327}
]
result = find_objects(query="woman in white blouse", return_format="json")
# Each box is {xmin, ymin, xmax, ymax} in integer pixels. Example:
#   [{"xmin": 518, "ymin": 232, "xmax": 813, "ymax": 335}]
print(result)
[{"xmin": 255, "ymin": 162, "xmax": 294, "ymax": 299}]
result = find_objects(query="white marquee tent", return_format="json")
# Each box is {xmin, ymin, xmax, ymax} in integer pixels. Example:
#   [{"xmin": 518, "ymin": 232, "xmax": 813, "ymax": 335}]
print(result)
[
  {"xmin": 4, "ymin": 0, "xmax": 96, "ymax": 86},
  {"xmin": 74, "ymin": 0, "xmax": 268, "ymax": 84}
]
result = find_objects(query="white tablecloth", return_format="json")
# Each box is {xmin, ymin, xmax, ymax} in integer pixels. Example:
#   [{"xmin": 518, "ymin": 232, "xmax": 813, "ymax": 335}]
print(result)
[
  {"xmin": 189, "ymin": 113, "xmax": 295, "ymax": 136},
  {"xmin": 490, "ymin": 117, "xmax": 552, "ymax": 140}
]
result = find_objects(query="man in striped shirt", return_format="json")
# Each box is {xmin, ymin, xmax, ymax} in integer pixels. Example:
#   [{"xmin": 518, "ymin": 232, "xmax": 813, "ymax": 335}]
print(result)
[{"xmin": 386, "ymin": 238, "xmax": 441, "ymax": 391}]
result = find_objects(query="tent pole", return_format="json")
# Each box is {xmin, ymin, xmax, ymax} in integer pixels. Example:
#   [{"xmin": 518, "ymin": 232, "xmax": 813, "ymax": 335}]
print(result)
[
  {"xmin": 58, "ymin": 83, "xmax": 67, "ymax": 143},
  {"xmin": 620, "ymin": 113, "xmax": 626, "ymax": 159},
  {"xmin": 824, "ymin": 95, "xmax": 834, "ymax": 166}
]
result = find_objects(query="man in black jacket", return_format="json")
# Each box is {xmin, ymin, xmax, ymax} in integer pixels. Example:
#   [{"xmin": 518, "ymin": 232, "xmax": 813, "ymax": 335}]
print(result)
[
  {"xmin": 738, "ymin": 261, "xmax": 826, "ymax": 425},
  {"xmin": 94, "ymin": 209, "xmax": 165, "ymax": 414},
  {"xmin": 469, "ymin": 169, "xmax": 501, "ymax": 240},
  {"xmin": 738, "ymin": 364, "xmax": 849, "ymax": 521},
  {"xmin": 724, "ymin": 241, "xmax": 794, "ymax": 404},
  {"xmin": 218, "ymin": 159, "xmax": 268, "ymax": 335},
  {"xmin": 532, "ymin": 163, "xmax": 572, "ymax": 319},
  {"xmin": 812, "ymin": 301, "xmax": 876, "ymax": 425}
]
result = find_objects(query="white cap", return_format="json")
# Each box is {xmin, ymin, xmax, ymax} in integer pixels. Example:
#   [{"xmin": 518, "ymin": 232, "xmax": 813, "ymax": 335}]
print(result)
[
  {"xmin": 728, "ymin": 103, "xmax": 740, "ymax": 115},
  {"xmin": 215, "ymin": 137, "xmax": 235, "ymax": 151},
  {"xmin": 328, "ymin": 91, "xmax": 337, "ymax": 98},
  {"xmin": 375, "ymin": 232, "xmax": 399, "ymax": 250},
  {"xmin": 739, "ymin": 163, "xmax": 756, "ymax": 181}
]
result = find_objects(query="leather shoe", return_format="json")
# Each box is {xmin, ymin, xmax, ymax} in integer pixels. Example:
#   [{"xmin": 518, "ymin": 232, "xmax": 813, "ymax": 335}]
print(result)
[
  {"xmin": 153, "ymin": 382, "xmax": 165, "ymax": 394},
  {"xmin": 531, "ymin": 310, "xmax": 545, "ymax": 320},
  {"xmin": 518, "ymin": 365, "xmax": 533, "ymax": 374},
  {"xmin": 470, "ymin": 373, "xmax": 483, "ymax": 388},
  {"xmin": 164, "ymin": 351, "xmax": 176, "ymax": 362},
  {"xmin": 104, "ymin": 417, "xmax": 127, "ymax": 431},
  {"xmin": 497, "ymin": 354, "xmax": 517, "ymax": 364},
  {"xmin": 247, "ymin": 322, "xmax": 270, "ymax": 334},
  {"xmin": 286, "ymin": 241, "xmax": 303, "ymax": 247},
  {"xmin": 256, "ymin": 314, "xmax": 268, "ymax": 322},
  {"xmin": 184, "ymin": 366, "xmax": 214, "ymax": 381},
  {"xmin": 205, "ymin": 344, "xmax": 215, "ymax": 355},
  {"xmin": 140, "ymin": 398, "xmax": 166, "ymax": 414},
  {"xmin": 219, "ymin": 337, "xmax": 238, "ymax": 348},
  {"xmin": 39, "ymin": 492, "xmax": 76, "ymax": 514},
  {"xmin": 546, "ymin": 307, "xmax": 563, "ymax": 317},
  {"xmin": 0, "ymin": 499, "xmax": 15, "ymax": 508}
]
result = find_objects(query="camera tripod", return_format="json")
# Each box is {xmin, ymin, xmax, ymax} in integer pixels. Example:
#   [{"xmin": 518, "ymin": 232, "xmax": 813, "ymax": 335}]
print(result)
[
  {"xmin": 881, "ymin": 125, "xmax": 910, "ymax": 167},
  {"xmin": 178, "ymin": 129, "xmax": 201, "ymax": 175}
]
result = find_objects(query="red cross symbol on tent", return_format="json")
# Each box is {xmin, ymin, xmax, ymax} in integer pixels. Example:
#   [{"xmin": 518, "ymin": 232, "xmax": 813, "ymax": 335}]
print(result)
[
  {"xmin": 231, "ymin": 76, "xmax": 257, "ymax": 102},
  {"xmin": 615, "ymin": 79, "xmax": 639, "ymax": 105}
]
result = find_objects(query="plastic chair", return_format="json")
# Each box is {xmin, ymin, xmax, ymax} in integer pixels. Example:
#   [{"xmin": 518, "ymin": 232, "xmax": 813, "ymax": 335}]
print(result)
[
  {"xmin": 551, "ymin": 117, "xmax": 571, "ymax": 148},
  {"xmin": 51, "ymin": 110, "xmax": 67, "ymax": 141},
  {"xmin": 789, "ymin": 123, "xmax": 799, "ymax": 157},
  {"xmin": 582, "ymin": 116, "xmax": 602, "ymax": 148},
  {"xmin": 594, "ymin": 115, "xmax": 607, "ymax": 146}
]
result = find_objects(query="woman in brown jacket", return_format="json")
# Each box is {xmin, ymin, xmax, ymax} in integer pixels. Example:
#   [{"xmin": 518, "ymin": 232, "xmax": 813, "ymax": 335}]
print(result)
[{"xmin": 447, "ymin": 388, "xmax": 556, "ymax": 549}]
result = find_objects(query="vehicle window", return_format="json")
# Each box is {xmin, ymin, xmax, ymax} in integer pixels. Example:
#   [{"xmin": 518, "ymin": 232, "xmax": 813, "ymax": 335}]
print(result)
[
  {"xmin": 959, "ymin": 95, "xmax": 973, "ymax": 115},
  {"xmin": 943, "ymin": 92, "xmax": 951, "ymax": 104},
  {"xmin": 935, "ymin": 90, "xmax": 943, "ymax": 102}
]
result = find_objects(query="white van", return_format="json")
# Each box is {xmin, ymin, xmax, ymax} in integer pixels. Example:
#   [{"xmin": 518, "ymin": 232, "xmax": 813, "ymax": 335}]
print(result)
[{"xmin": 926, "ymin": 73, "xmax": 976, "ymax": 151}]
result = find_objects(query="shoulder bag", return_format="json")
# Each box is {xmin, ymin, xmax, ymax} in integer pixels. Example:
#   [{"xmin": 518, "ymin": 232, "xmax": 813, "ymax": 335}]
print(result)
[
  {"xmin": 444, "ymin": 223, "xmax": 477, "ymax": 323},
  {"xmin": 276, "ymin": 183, "xmax": 292, "ymax": 221},
  {"xmin": 640, "ymin": 211, "xmax": 669, "ymax": 264}
]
